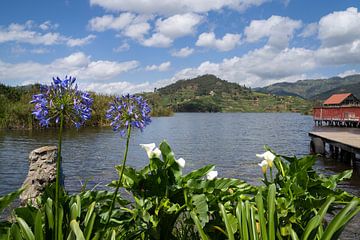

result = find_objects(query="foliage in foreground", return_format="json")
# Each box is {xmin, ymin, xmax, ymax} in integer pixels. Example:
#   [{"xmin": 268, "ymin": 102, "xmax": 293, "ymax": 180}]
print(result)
[{"xmin": 0, "ymin": 141, "xmax": 359, "ymax": 240}]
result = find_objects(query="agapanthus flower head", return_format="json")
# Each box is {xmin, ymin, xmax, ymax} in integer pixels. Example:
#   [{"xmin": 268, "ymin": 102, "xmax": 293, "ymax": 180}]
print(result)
[
  {"xmin": 30, "ymin": 76, "xmax": 93, "ymax": 128},
  {"xmin": 106, "ymin": 94, "xmax": 151, "ymax": 136}
]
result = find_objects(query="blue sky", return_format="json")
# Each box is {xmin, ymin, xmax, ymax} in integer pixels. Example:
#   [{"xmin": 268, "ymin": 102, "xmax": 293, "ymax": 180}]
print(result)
[{"xmin": 1, "ymin": 0, "xmax": 360, "ymax": 94}]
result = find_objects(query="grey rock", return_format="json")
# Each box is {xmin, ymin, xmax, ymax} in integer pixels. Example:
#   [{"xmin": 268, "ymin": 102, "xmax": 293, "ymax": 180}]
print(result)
[{"xmin": 20, "ymin": 146, "xmax": 58, "ymax": 206}]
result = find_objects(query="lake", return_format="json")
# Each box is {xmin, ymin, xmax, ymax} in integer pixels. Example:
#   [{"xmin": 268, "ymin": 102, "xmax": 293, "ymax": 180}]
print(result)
[{"xmin": 1, "ymin": 112, "xmax": 359, "ymax": 195}]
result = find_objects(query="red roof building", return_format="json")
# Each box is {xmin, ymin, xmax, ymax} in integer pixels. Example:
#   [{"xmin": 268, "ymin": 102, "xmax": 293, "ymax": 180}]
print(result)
[
  {"xmin": 323, "ymin": 93, "xmax": 353, "ymax": 105},
  {"xmin": 313, "ymin": 93, "xmax": 360, "ymax": 127}
]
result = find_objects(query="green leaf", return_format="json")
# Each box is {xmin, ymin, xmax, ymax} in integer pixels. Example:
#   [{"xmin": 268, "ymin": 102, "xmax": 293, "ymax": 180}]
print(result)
[
  {"xmin": 268, "ymin": 184, "xmax": 276, "ymax": 240},
  {"xmin": 219, "ymin": 203, "xmax": 235, "ymax": 240},
  {"xmin": 70, "ymin": 202, "xmax": 79, "ymax": 220},
  {"xmin": 84, "ymin": 212, "xmax": 96, "ymax": 240},
  {"xmin": 84, "ymin": 201, "xmax": 96, "ymax": 227},
  {"xmin": 70, "ymin": 220, "xmax": 85, "ymax": 240},
  {"xmin": 16, "ymin": 217, "xmax": 35, "ymax": 240},
  {"xmin": 0, "ymin": 188, "xmax": 23, "ymax": 214},
  {"xmin": 34, "ymin": 210, "xmax": 44, "ymax": 240},
  {"xmin": 45, "ymin": 198, "xmax": 54, "ymax": 230},
  {"xmin": 190, "ymin": 211, "xmax": 209, "ymax": 240},
  {"xmin": 321, "ymin": 198, "xmax": 360, "ymax": 240},
  {"xmin": 10, "ymin": 223, "xmax": 22, "ymax": 240},
  {"xmin": 255, "ymin": 191, "xmax": 268, "ymax": 240},
  {"xmin": 183, "ymin": 165, "xmax": 215, "ymax": 182},
  {"xmin": 191, "ymin": 194, "xmax": 209, "ymax": 226}
]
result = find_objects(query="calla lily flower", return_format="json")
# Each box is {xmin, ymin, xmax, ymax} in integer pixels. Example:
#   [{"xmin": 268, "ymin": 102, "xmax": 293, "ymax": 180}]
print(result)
[
  {"xmin": 175, "ymin": 157, "xmax": 186, "ymax": 168},
  {"xmin": 206, "ymin": 170, "xmax": 218, "ymax": 180},
  {"xmin": 258, "ymin": 160, "xmax": 268, "ymax": 174},
  {"xmin": 140, "ymin": 143, "xmax": 161, "ymax": 158},
  {"xmin": 256, "ymin": 151, "xmax": 275, "ymax": 168}
]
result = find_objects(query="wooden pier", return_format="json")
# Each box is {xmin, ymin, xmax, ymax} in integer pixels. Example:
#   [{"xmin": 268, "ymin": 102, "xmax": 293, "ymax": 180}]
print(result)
[{"xmin": 309, "ymin": 128, "xmax": 360, "ymax": 165}]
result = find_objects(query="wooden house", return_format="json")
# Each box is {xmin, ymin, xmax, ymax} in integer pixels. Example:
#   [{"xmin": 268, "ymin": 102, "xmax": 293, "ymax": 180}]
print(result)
[{"xmin": 313, "ymin": 93, "xmax": 360, "ymax": 127}]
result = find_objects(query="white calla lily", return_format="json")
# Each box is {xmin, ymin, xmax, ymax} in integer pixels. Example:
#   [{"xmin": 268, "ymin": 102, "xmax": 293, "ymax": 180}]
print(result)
[
  {"xmin": 140, "ymin": 143, "xmax": 161, "ymax": 158},
  {"xmin": 206, "ymin": 170, "xmax": 218, "ymax": 180},
  {"xmin": 258, "ymin": 160, "xmax": 268, "ymax": 174},
  {"xmin": 256, "ymin": 151, "xmax": 275, "ymax": 168},
  {"xmin": 152, "ymin": 148, "xmax": 162, "ymax": 158},
  {"xmin": 175, "ymin": 157, "xmax": 186, "ymax": 168}
]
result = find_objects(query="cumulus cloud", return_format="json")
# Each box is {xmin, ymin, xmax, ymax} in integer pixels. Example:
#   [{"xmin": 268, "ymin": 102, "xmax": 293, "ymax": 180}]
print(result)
[
  {"xmin": 66, "ymin": 34, "xmax": 96, "ymax": 47},
  {"xmin": 88, "ymin": 13, "xmax": 136, "ymax": 31},
  {"xmin": 141, "ymin": 13, "xmax": 203, "ymax": 47},
  {"xmin": 90, "ymin": 0, "xmax": 269, "ymax": 15},
  {"xmin": 0, "ymin": 52, "xmax": 139, "ymax": 85},
  {"xmin": 142, "ymin": 33, "xmax": 173, "ymax": 47},
  {"xmin": 113, "ymin": 42, "xmax": 130, "ymax": 52},
  {"xmin": 299, "ymin": 22, "xmax": 318, "ymax": 38},
  {"xmin": 89, "ymin": 13, "xmax": 152, "ymax": 41},
  {"xmin": 171, "ymin": 47, "xmax": 194, "ymax": 57},
  {"xmin": 0, "ymin": 21, "xmax": 95, "ymax": 47},
  {"xmin": 245, "ymin": 15, "xmax": 302, "ymax": 48},
  {"xmin": 196, "ymin": 32, "xmax": 241, "ymax": 51},
  {"xmin": 171, "ymin": 45, "xmax": 316, "ymax": 87},
  {"xmin": 83, "ymin": 81, "xmax": 152, "ymax": 94},
  {"xmin": 155, "ymin": 13, "xmax": 203, "ymax": 39},
  {"xmin": 145, "ymin": 61, "xmax": 171, "ymax": 71},
  {"xmin": 338, "ymin": 69, "xmax": 360, "ymax": 78},
  {"xmin": 318, "ymin": 7, "xmax": 360, "ymax": 47}
]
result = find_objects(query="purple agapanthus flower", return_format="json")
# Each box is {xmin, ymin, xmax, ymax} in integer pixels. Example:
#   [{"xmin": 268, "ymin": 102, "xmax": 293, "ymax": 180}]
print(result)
[
  {"xmin": 30, "ymin": 76, "xmax": 93, "ymax": 128},
  {"xmin": 106, "ymin": 94, "xmax": 151, "ymax": 136}
]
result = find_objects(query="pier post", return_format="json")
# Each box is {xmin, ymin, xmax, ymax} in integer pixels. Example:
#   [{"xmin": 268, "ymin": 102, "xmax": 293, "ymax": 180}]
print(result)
[
  {"xmin": 329, "ymin": 144, "xmax": 334, "ymax": 158},
  {"xmin": 311, "ymin": 137, "xmax": 325, "ymax": 155}
]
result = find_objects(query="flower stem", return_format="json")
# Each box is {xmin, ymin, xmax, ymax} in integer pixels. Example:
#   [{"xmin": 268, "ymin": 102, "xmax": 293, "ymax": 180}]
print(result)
[
  {"xmin": 55, "ymin": 112, "xmax": 64, "ymax": 240},
  {"xmin": 105, "ymin": 125, "xmax": 132, "ymax": 228}
]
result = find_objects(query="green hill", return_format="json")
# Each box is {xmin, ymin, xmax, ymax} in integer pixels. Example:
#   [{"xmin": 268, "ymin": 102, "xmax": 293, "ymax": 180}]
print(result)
[
  {"xmin": 153, "ymin": 74, "xmax": 312, "ymax": 113},
  {"xmin": 256, "ymin": 74, "xmax": 360, "ymax": 100}
]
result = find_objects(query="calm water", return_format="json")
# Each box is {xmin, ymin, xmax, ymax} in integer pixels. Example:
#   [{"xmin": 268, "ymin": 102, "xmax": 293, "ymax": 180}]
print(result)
[{"xmin": 1, "ymin": 112, "xmax": 359, "ymax": 195}]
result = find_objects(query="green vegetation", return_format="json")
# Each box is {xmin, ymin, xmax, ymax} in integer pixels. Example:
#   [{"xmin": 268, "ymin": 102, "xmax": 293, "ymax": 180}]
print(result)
[
  {"xmin": 0, "ymin": 84, "xmax": 172, "ymax": 129},
  {"xmin": 256, "ymin": 74, "xmax": 360, "ymax": 100},
  {"xmin": 0, "ymin": 141, "xmax": 359, "ymax": 239},
  {"xmin": 153, "ymin": 74, "xmax": 313, "ymax": 113}
]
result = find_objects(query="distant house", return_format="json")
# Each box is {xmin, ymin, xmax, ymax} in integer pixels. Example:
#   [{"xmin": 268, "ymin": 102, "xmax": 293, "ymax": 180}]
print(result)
[{"xmin": 313, "ymin": 93, "xmax": 360, "ymax": 127}]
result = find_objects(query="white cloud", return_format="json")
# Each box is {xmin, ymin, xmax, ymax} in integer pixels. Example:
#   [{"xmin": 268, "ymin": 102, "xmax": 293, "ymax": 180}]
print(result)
[
  {"xmin": 318, "ymin": 7, "xmax": 360, "ymax": 47},
  {"xmin": 316, "ymin": 40, "xmax": 360, "ymax": 65},
  {"xmin": 146, "ymin": 61, "xmax": 171, "ymax": 71},
  {"xmin": 89, "ymin": 13, "xmax": 152, "ymax": 41},
  {"xmin": 0, "ymin": 52, "xmax": 139, "ymax": 85},
  {"xmin": 0, "ymin": 23, "xmax": 61, "ymax": 45},
  {"xmin": 245, "ymin": 15, "xmax": 302, "ymax": 48},
  {"xmin": 113, "ymin": 42, "xmax": 130, "ymax": 52},
  {"xmin": 31, "ymin": 48, "xmax": 50, "ymax": 54},
  {"xmin": 299, "ymin": 22, "xmax": 318, "ymax": 38},
  {"xmin": 39, "ymin": 21, "xmax": 59, "ymax": 31},
  {"xmin": 123, "ymin": 22, "xmax": 150, "ymax": 39},
  {"xmin": 196, "ymin": 32, "xmax": 241, "ymax": 51},
  {"xmin": 338, "ymin": 69, "xmax": 360, "ymax": 78},
  {"xmin": 141, "ymin": 13, "xmax": 203, "ymax": 48},
  {"xmin": 90, "ymin": 0, "xmax": 269, "ymax": 15},
  {"xmin": 171, "ymin": 45, "xmax": 316, "ymax": 87},
  {"xmin": 0, "ymin": 21, "xmax": 95, "ymax": 47},
  {"xmin": 66, "ymin": 34, "xmax": 96, "ymax": 47},
  {"xmin": 83, "ymin": 81, "xmax": 152, "ymax": 94},
  {"xmin": 171, "ymin": 47, "xmax": 194, "ymax": 57},
  {"xmin": 155, "ymin": 13, "xmax": 203, "ymax": 38},
  {"xmin": 88, "ymin": 13, "xmax": 136, "ymax": 31},
  {"xmin": 142, "ymin": 33, "xmax": 173, "ymax": 47}
]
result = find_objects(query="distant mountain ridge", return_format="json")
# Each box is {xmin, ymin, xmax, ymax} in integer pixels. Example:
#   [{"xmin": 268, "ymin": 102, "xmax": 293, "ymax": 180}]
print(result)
[
  {"xmin": 152, "ymin": 74, "xmax": 312, "ymax": 113},
  {"xmin": 256, "ymin": 74, "xmax": 360, "ymax": 100}
]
